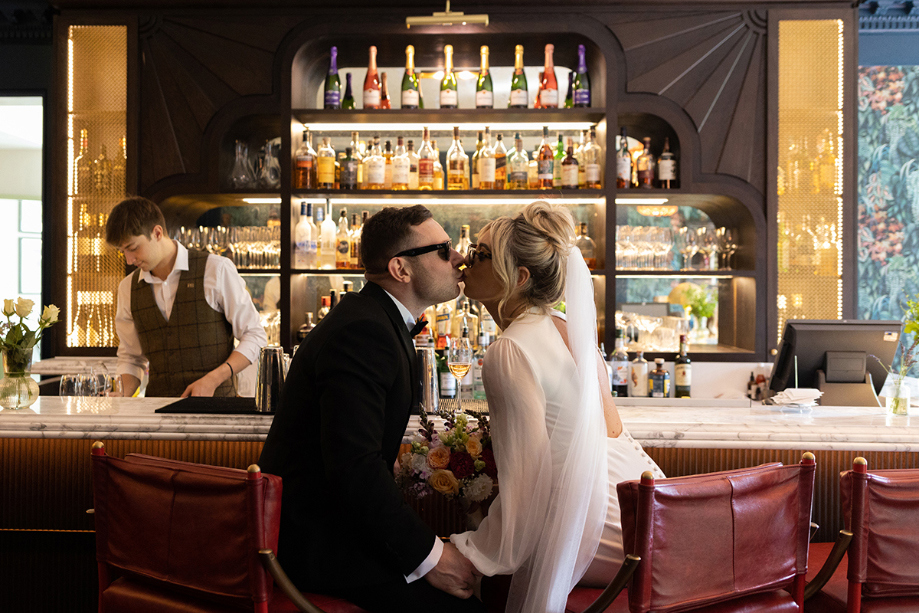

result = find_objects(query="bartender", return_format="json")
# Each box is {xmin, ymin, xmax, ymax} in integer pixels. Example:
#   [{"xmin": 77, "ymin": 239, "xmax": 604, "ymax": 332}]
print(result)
[{"xmin": 105, "ymin": 197, "xmax": 267, "ymax": 397}]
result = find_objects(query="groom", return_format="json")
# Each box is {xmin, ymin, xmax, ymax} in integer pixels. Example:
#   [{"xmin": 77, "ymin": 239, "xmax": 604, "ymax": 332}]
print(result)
[{"xmin": 258, "ymin": 206, "xmax": 483, "ymax": 611}]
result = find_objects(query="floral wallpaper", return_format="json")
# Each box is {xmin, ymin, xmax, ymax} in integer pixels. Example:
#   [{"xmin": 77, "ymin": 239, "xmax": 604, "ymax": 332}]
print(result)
[{"xmin": 858, "ymin": 66, "xmax": 919, "ymax": 374}]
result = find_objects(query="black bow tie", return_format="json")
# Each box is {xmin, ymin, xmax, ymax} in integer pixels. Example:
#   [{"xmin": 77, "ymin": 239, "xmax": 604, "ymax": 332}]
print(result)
[{"xmin": 409, "ymin": 318, "xmax": 428, "ymax": 337}]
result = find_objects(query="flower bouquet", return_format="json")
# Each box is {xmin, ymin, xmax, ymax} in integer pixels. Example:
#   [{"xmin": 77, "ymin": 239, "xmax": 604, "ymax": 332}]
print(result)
[
  {"xmin": 396, "ymin": 409, "xmax": 497, "ymax": 530},
  {"xmin": 0, "ymin": 298, "xmax": 59, "ymax": 409}
]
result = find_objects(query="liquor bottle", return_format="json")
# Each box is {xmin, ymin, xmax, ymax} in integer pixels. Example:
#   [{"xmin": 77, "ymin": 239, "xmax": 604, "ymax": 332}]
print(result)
[
  {"xmin": 294, "ymin": 201, "xmax": 317, "ymax": 269},
  {"xmin": 392, "ymin": 136, "xmax": 410, "ymax": 190},
  {"xmin": 317, "ymin": 137, "xmax": 336, "ymax": 189},
  {"xmin": 433, "ymin": 142, "xmax": 445, "ymax": 190},
  {"xmin": 457, "ymin": 224, "xmax": 472, "ymax": 258},
  {"xmin": 329, "ymin": 288, "xmax": 339, "ymax": 310},
  {"xmin": 509, "ymin": 45, "xmax": 529, "ymax": 108},
  {"xmin": 401, "ymin": 45, "xmax": 422, "ymax": 109},
  {"xmin": 440, "ymin": 44, "xmax": 458, "ymax": 109},
  {"xmin": 418, "ymin": 127, "xmax": 436, "ymax": 190},
  {"xmin": 435, "ymin": 300, "xmax": 455, "ymax": 350},
  {"xmin": 575, "ymin": 222, "xmax": 597, "ymax": 268},
  {"xmin": 493, "ymin": 133, "xmax": 507, "ymax": 190},
  {"xmin": 573, "ymin": 44, "xmax": 591, "ymax": 107},
  {"xmin": 335, "ymin": 208, "xmax": 351, "ymax": 269},
  {"xmin": 470, "ymin": 131, "xmax": 483, "ymax": 190},
  {"xmin": 382, "ymin": 139, "xmax": 394, "ymax": 188},
  {"xmin": 319, "ymin": 201, "xmax": 337, "ymax": 269},
  {"xmin": 472, "ymin": 335, "xmax": 490, "ymax": 400},
  {"xmin": 576, "ymin": 130, "xmax": 587, "ymax": 188},
  {"xmin": 363, "ymin": 46, "xmax": 381, "ymax": 109},
  {"xmin": 349, "ymin": 212, "xmax": 361, "ymax": 268},
  {"xmin": 406, "ymin": 139, "xmax": 420, "ymax": 190},
  {"xmin": 480, "ymin": 306, "xmax": 497, "ymax": 339},
  {"xmin": 476, "ymin": 45, "xmax": 494, "ymax": 108},
  {"xmin": 674, "ymin": 334, "xmax": 692, "ymax": 398},
  {"xmin": 528, "ymin": 145, "xmax": 540, "ymax": 189},
  {"xmin": 74, "ymin": 128, "xmax": 92, "ymax": 195},
  {"xmin": 297, "ymin": 313, "xmax": 316, "ymax": 343},
  {"xmin": 657, "ymin": 137, "xmax": 677, "ymax": 188},
  {"xmin": 446, "ymin": 126, "xmax": 469, "ymax": 190},
  {"xmin": 564, "ymin": 72, "xmax": 574, "ymax": 108},
  {"xmin": 437, "ymin": 352, "xmax": 457, "ymax": 399},
  {"xmin": 507, "ymin": 133, "xmax": 529, "ymax": 190},
  {"xmin": 342, "ymin": 73, "xmax": 356, "ymax": 109},
  {"xmin": 379, "ymin": 72, "xmax": 392, "ymax": 109},
  {"xmin": 629, "ymin": 351, "xmax": 649, "ymax": 397},
  {"xmin": 561, "ymin": 143, "xmax": 579, "ymax": 189},
  {"xmin": 537, "ymin": 126, "xmax": 554, "ymax": 189},
  {"xmin": 340, "ymin": 147, "xmax": 359, "ymax": 189},
  {"xmin": 357, "ymin": 210, "xmax": 369, "ymax": 268},
  {"xmin": 324, "ymin": 46, "xmax": 341, "ymax": 109},
  {"xmin": 348, "ymin": 131, "xmax": 363, "ymax": 186},
  {"xmin": 317, "ymin": 296, "xmax": 331, "ymax": 321},
  {"xmin": 112, "ymin": 136, "xmax": 126, "ymax": 194},
  {"xmin": 616, "ymin": 127, "xmax": 632, "ymax": 189},
  {"xmin": 293, "ymin": 129, "xmax": 317, "ymax": 190},
  {"xmin": 535, "ymin": 44, "xmax": 558, "ymax": 109},
  {"xmin": 609, "ymin": 329, "xmax": 630, "ymax": 397},
  {"xmin": 637, "ymin": 137, "xmax": 654, "ymax": 188},
  {"xmin": 451, "ymin": 301, "xmax": 479, "ymax": 345},
  {"xmin": 649, "ymin": 358, "xmax": 670, "ymax": 398},
  {"xmin": 93, "ymin": 145, "xmax": 112, "ymax": 193},
  {"xmin": 553, "ymin": 133, "xmax": 565, "ymax": 188},
  {"xmin": 584, "ymin": 126, "xmax": 602, "ymax": 189},
  {"xmin": 365, "ymin": 136, "xmax": 384, "ymax": 189},
  {"xmin": 478, "ymin": 127, "xmax": 496, "ymax": 190}
]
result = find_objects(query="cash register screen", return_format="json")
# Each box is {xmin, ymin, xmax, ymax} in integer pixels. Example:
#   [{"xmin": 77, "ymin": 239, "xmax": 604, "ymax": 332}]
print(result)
[{"xmin": 768, "ymin": 319, "xmax": 902, "ymax": 396}]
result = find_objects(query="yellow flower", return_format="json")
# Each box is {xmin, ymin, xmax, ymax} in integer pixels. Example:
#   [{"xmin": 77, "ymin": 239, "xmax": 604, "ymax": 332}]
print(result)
[
  {"xmin": 14, "ymin": 297, "xmax": 34, "ymax": 318},
  {"xmin": 465, "ymin": 436, "xmax": 483, "ymax": 458},
  {"xmin": 427, "ymin": 445, "xmax": 451, "ymax": 469},
  {"xmin": 2, "ymin": 299, "xmax": 13, "ymax": 317},
  {"xmin": 428, "ymin": 469, "xmax": 459, "ymax": 496},
  {"xmin": 41, "ymin": 305, "xmax": 60, "ymax": 324}
]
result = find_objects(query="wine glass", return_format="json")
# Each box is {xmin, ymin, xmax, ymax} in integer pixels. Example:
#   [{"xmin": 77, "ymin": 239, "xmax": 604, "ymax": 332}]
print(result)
[
  {"xmin": 676, "ymin": 227, "xmax": 697, "ymax": 270},
  {"xmin": 696, "ymin": 226, "xmax": 717, "ymax": 271},
  {"xmin": 717, "ymin": 227, "xmax": 738, "ymax": 270},
  {"xmin": 447, "ymin": 335, "xmax": 473, "ymax": 413},
  {"xmin": 59, "ymin": 374, "xmax": 81, "ymax": 396}
]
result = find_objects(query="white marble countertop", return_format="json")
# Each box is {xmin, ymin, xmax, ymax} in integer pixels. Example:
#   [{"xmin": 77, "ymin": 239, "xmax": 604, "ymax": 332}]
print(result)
[{"xmin": 2, "ymin": 397, "xmax": 919, "ymax": 451}]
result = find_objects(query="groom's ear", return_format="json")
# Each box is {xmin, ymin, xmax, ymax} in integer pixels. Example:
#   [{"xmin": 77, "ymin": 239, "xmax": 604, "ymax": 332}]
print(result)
[
  {"xmin": 387, "ymin": 256, "xmax": 413, "ymax": 284},
  {"xmin": 515, "ymin": 266, "xmax": 530, "ymax": 288}
]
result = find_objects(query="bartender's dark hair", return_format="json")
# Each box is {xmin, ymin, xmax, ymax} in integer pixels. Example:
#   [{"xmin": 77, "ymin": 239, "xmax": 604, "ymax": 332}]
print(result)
[
  {"xmin": 361, "ymin": 205, "xmax": 433, "ymax": 275},
  {"xmin": 105, "ymin": 196, "xmax": 167, "ymax": 246}
]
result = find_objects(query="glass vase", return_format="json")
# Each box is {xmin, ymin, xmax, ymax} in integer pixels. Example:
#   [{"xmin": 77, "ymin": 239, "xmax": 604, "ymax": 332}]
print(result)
[
  {"xmin": 0, "ymin": 348, "xmax": 40, "ymax": 410},
  {"xmin": 886, "ymin": 383, "xmax": 911, "ymax": 416}
]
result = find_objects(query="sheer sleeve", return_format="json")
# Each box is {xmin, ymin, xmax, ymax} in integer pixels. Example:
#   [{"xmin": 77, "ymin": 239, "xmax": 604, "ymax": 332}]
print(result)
[{"xmin": 451, "ymin": 336, "xmax": 554, "ymax": 577}]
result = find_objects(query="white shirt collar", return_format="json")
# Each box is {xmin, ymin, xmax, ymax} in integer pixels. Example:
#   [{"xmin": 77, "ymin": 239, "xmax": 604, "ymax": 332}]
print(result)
[
  {"xmin": 139, "ymin": 240, "xmax": 188, "ymax": 284},
  {"xmin": 382, "ymin": 288, "xmax": 418, "ymax": 330}
]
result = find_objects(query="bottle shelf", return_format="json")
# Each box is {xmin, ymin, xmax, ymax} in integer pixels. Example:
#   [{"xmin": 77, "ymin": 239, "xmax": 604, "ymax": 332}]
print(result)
[
  {"xmin": 291, "ymin": 189, "xmax": 604, "ymax": 200},
  {"xmin": 615, "ymin": 270, "xmax": 755, "ymax": 278},
  {"xmin": 291, "ymin": 268, "xmax": 365, "ymax": 274},
  {"xmin": 237, "ymin": 268, "xmax": 282, "ymax": 275},
  {"xmin": 293, "ymin": 109, "xmax": 605, "ymax": 131}
]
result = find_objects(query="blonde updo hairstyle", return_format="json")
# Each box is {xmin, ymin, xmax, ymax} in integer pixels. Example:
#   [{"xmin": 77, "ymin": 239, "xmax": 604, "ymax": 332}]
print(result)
[{"xmin": 483, "ymin": 201, "xmax": 577, "ymax": 319}]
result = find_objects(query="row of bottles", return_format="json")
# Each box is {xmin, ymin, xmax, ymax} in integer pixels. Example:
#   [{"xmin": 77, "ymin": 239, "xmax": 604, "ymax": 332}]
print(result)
[
  {"xmin": 606, "ymin": 330, "xmax": 691, "ymax": 398},
  {"xmin": 294, "ymin": 200, "xmax": 368, "ymax": 269},
  {"xmin": 616, "ymin": 129, "xmax": 677, "ymax": 189},
  {"xmin": 776, "ymin": 212, "xmax": 839, "ymax": 276},
  {"xmin": 293, "ymin": 125, "xmax": 602, "ymax": 191},
  {"xmin": 777, "ymin": 131, "xmax": 839, "ymax": 196},
  {"xmin": 322, "ymin": 43, "xmax": 591, "ymax": 110},
  {"xmin": 72, "ymin": 128, "xmax": 127, "ymax": 196},
  {"xmin": 70, "ymin": 202, "xmax": 119, "ymax": 347}
]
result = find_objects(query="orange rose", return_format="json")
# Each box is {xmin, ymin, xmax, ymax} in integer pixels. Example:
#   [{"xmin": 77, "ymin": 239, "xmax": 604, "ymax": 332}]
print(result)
[
  {"xmin": 427, "ymin": 445, "xmax": 451, "ymax": 469},
  {"xmin": 428, "ymin": 469, "xmax": 459, "ymax": 496},
  {"xmin": 465, "ymin": 437, "xmax": 483, "ymax": 458}
]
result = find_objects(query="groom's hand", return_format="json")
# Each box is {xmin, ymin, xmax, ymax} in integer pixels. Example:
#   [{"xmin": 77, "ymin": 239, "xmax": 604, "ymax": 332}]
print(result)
[{"xmin": 425, "ymin": 541, "xmax": 480, "ymax": 599}]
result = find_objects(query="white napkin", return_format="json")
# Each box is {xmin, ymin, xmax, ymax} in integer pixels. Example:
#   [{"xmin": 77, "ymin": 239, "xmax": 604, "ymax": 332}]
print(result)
[{"xmin": 772, "ymin": 388, "xmax": 823, "ymax": 406}]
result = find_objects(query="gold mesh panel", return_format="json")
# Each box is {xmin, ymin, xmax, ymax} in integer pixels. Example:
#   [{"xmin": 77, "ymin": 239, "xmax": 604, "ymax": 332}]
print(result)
[
  {"xmin": 777, "ymin": 20, "xmax": 844, "ymax": 343},
  {"xmin": 66, "ymin": 26, "xmax": 127, "ymax": 348}
]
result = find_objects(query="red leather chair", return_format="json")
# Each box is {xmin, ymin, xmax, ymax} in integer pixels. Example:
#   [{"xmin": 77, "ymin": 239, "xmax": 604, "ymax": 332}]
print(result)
[
  {"xmin": 90, "ymin": 442, "xmax": 366, "ymax": 613},
  {"xmin": 805, "ymin": 457, "xmax": 919, "ymax": 612},
  {"xmin": 609, "ymin": 453, "xmax": 818, "ymax": 613}
]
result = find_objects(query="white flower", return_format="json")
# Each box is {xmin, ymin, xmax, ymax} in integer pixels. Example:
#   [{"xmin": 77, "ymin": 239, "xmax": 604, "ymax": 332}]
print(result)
[
  {"xmin": 41, "ymin": 305, "xmax": 60, "ymax": 324},
  {"xmin": 2, "ymin": 299, "xmax": 13, "ymax": 317},
  {"xmin": 412, "ymin": 434, "xmax": 427, "ymax": 445},
  {"xmin": 463, "ymin": 474, "xmax": 494, "ymax": 503},
  {"xmin": 411, "ymin": 452, "xmax": 431, "ymax": 477},
  {"xmin": 14, "ymin": 297, "xmax": 34, "ymax": 318}
]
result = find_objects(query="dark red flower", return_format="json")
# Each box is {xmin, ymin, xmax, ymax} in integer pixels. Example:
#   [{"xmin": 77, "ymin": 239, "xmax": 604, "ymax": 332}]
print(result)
[
  {"xmin": 448, "ymin": 451, "xmax": 475, "ymax": 479},
  {"xmin": 480, "ymin": 448, "xmax": 498, "ymax": 479}
]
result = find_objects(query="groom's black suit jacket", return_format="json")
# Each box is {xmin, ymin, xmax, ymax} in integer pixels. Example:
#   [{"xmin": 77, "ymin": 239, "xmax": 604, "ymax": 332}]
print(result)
[{"xmin": 258, "ymin": 281, "xmax": 435, "ymax": 592}]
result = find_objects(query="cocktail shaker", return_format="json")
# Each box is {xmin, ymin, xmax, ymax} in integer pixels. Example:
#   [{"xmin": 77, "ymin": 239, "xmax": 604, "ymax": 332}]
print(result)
[
  {"xmin": 416, "ymin": 347, "xmax": 438, "ymax": 413},
  {"xmin": 255, "ymin": 346, "xmax": 286, "ymax": 413}
]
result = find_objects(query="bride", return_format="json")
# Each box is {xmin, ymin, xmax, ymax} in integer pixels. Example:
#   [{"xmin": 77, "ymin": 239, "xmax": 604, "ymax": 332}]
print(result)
[{"xmin": 450, "ymin": 201, "xmax": 664, "ymax": 613}]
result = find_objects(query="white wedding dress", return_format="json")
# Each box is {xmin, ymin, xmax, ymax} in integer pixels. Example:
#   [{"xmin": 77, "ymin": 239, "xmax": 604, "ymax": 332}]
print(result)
[{"xmin": 451, "ymin": 309, "xmax": 665, "ymax": 610}]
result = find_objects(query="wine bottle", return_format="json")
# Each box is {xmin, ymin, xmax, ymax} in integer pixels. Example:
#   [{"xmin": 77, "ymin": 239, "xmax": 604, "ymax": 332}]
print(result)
[
  {"xmin": 363, "ymin": 46, "xmax": 381, "ymax": 109},
  {"xmin": 379, "ymin": 72, "xmax": 392, "ymax": 109},
  {"xmin": 657, "ymin": 137, "xmax": 677, "ymax": 188},
  {"xmin": 637, "ymin": 137, "xmax": 654, "ymax": 188},
  {"xmin": 535, "ymin": 44, "xmax": 558, "ymax": 109},
  {"xmin": 324, "ymin": 46, "xmax": 341, "ymax": 109},
  {"xmin": 493, "ymin": 133, "xmax": 507, "ymax": 190},
  {"xmin": 573, "ymin": 44, "xmax": 591, "ymax": 107},
  {"xmin": 564, "ymin": 72, "xmax": 574, "ymax": 109},
  {"xmin": 446, "ymin": 126, "xmax": 469, "ymax": 190},
  {"xmin": 616, "ymin": 127, "xmax": 632, "ymax": 189},
  {"xmin": 675, "ymin": 334, "xmax": 692, "ymax": 398},
  {"xmin": 440, "ymin": 44, "xmax": 458, "ymax": 109},
  {"xmin": 476, "ymin": 45, "xmax": 494, "ymax": 109},
  {"xmin": 418, "ymin": 127, "xmax": 436, "ymax": 191},
  {"xmin": 401, "ymin": 45, "xmax": 421, "ymax": 109},
  {"xmin": 478, "ymin": 127, "xmax": 496, "ymax": 190},
  {"xmin": 509, "ymin": 45, "xmax": 528, "ymax": 109},
  {"xmin": 537, "ymin": 126, "xmax": 554, "ymax": 189},
  {"xmin": 342, "ymin": 73, "xmax": 355, "ymax": 109},
  {"xmin": 74, "ymin": 128, "xmax": 92, "ymax": 195}
]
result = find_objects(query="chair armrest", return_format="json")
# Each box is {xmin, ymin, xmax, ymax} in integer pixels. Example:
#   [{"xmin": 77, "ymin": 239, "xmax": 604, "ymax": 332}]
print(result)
[
  {"xmin": 259, "ymin": 549, "xmax": 328, "ymax": 613},
  {"xmin": 580, "ymin": 554, "xmax": 640, "ymax": 613},
  {"xmin": 810, "ymin": 522, "xmax": 819, "ymax": 541},
  {"xmin": 803, "ymin": 530, "xmax": 853, "ymax": 601}
]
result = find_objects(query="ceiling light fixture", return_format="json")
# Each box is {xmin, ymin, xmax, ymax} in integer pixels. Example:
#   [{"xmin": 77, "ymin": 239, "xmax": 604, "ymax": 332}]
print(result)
[{"xmin": 406, "ymin": 1, "xmax": 489, "ymax": 28}]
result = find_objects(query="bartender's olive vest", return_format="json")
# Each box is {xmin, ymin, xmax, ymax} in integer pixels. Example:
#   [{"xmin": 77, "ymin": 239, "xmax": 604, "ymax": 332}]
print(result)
[{"xmin": 130, "ymin": 249, "xmax": 237, "ymax": 397}]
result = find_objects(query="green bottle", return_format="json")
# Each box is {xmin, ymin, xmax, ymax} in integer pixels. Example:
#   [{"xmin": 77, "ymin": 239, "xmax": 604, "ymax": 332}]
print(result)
[
  {"xmin": 401, "ymin": 45, "xmax": 422, "ymax": 110},
  {"xmin": 440, "ymin": 44, "xmax": 458, "ymax": 109},
  {"xmin": 553, "ymin": 133, "xmax": 565, "ymax": 188},
  {"xmin": 341, "ymin": 73, "xmax": 355, "ymax": 110},
  {"xmin": 509, "ymin": 45, "xmax": 528, "ymax": 109},
  {"xmin": 564, "ymin": 72, "xmax": 574, "ymax": 109},
  {"xmin": 323, "ymin": 46, "xmax": 341, "ymax": 109},
  {"xmin": 476, "ymin": 45, "xmax": 494, "ymax": 109}
]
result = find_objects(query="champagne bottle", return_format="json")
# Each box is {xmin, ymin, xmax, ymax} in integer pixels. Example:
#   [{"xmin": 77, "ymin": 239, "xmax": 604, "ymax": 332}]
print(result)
[
  {"xmin": 446, "ymin": 126, "xmax": 469, "ymax": 190},
  {"xmin": 74, "ymin": 128, "xmax": 92, "ymax": 195},
  {"xmin": 617, "ymin": 127, "xmax": 633, "ymax": 189},
  {"xmin": 535, "ymin": 44, "xmax": 558, "ymax": 109},
  {"xmin": 363, "ymin": 46, "xmax": 381, "ymax": 109},
  {"xmin": 564, "ymin": 72, "xmax": 574, "ymax": 109},
  {"xmin": 476, "ymin": 45, "xmax": 494, "ymax": 109},
  {"xmin": 537, "ymin": 126, "xmax": 554, "ymax": 189},
  {"xmin": 342, "ymin": 73, "xmax": 355, "ymax": 109},
  {"xmin": 401, "ymin": 45, "xmax": 421, "ymax": 109},
  {"xmin": 478, "ymin": 127, "xmax": 496, "ymax": 189},
  {"xmin": 440, "ymin": 44, "xmax": 458, "ymax": 109},
  {"xmin": 379, "ymin": 72, "xmax": 392, "ymax": 109},
  {"xmin": 657, "ymin": 137, "xmax": 677, "ymax": 188},
  {"xmin": 573, "ymin": 44, "xmax": 591, "ymax": 107},
  {"xmin": 675, "ymin": 334, "xmax": 692, "ymax": 398},
  {"xmin": 509, "ymin": 45, "xmax": 528, "ymax": 108},
  {"xmin": 493, "ymin": 133, "xmax": 507, "ymax": 190},
  {"xmin": 418, "ymin": 127, "xmax": 436, "ymax": 191},
  {"xmin": 324, "ymin": 46, "xmax": 341, "ymax": 109}
]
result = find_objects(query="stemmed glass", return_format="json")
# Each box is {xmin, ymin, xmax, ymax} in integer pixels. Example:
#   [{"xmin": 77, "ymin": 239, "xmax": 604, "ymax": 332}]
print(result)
[
  {"xmin": 717, "ymin": 227, "xmax": 738, "ymax": 270},
  {"xmin": 676, "ymin": 227, "xmax": 697, "ymax": 270},
  {"xmin": 696, "ymin": 227, "xmax": 718, "ymax": 271},
  {"xmin": 447, "ymin": 335, "xmax": 473, "ymax": 412}
]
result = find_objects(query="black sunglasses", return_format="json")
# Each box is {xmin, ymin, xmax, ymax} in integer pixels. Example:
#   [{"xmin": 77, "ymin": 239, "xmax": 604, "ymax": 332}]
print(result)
[
  {"xmin": 394, "ymin": 240, "xmax": 453, "ymax": 261},
  {"xmin": 465, "ymin": 244, "xmax": 493, "ymax": 267}
]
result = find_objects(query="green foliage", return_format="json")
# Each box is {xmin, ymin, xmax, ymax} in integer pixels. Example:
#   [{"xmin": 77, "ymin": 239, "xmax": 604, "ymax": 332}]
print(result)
[{"xmin": 686, "ymin": 285, "xmax": 716, "ymax": 319}]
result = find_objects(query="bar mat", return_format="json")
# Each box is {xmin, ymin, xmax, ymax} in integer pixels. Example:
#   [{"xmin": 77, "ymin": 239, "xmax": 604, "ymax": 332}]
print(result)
[
  {"xmin": 428, "ymin": 398, "xmax": 488, "ymax": 415},
  {"xmin": 155, "ymin": 396, "xmax": 261, "ymax": 415}
]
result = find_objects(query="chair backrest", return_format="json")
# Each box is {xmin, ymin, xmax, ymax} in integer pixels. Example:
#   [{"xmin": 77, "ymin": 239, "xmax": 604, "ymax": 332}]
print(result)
[
  {"xmin": 617, "ymin": 456, "xmax": 816, "ymax": 613},
  {"xmin": 841, "ymin": 458, "xmax": 919, "ymax": 599},
  {"xmin": 91, "ymin": 444, "xmax": 283, "ymax": 610}
]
